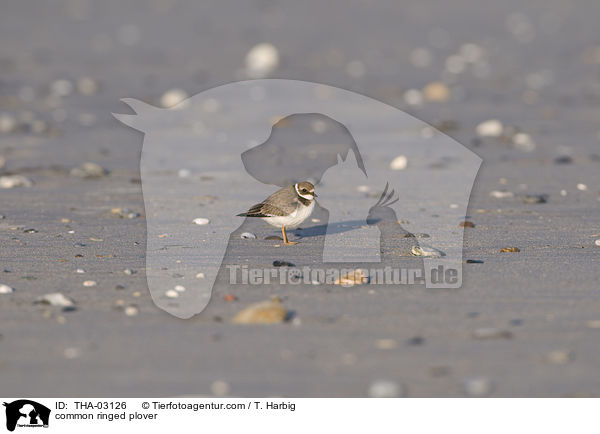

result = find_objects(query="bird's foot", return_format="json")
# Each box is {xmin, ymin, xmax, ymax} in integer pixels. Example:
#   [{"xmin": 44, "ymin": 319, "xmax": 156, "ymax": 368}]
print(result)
[{"xmin": 283, "ymin": 241, "xmax": 299, "ymax": 245}]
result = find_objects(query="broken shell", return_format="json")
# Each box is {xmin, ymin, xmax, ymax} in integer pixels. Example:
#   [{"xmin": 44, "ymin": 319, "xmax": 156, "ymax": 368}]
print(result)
[
  {"xmin": 411, "ymin": 246, "xmax": 444, "ymax": 258},
  {"xmin": 334, "ymin": 269, "xmax": 369, "ymax": 287},
  {"xmin": 232, "ymin": 298, "xmax": 287, "ymax": 324}
]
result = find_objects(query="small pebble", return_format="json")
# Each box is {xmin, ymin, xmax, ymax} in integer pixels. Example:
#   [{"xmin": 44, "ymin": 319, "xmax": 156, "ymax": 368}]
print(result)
[
  {"xmin": 245, "ymin": 43, "xmax": 279, "ymax": 78},
  {"xmin": 70, "ymin": 162, "xmax": 107, "ymax": 178},
  {"xmin": 50, "ymin": 79, "xmax": 73, "ymax": 97},
  {"xmin": 196, "ymin": 272, "xmax": 205, "ymax": 279},
  {"xmin": 554, "ymin": 155, "xmax": 572, "ymax": 164},
  {"xmin": 193, "ymin": 217, "xmax": 210, "ymax": 225},
  {"xmin": 464, "ymin": 377, "xmax": 493, "ymax": 397},
  {"xmin": 375, "ymin": 339, "xmax": 398, "ymax": 350},
  {"xmin": 0, "ymin": 175, "xmax": 34, "ymax": 189},
  {"xmin": 346, "ymin": 60, "xmax": 366, "ymax": 78},
  {"xmin": 512, "ymin": 133, "xmax": 536, "ymax": 152},
  {"xmin": 110, "ymin": 208, "xmax": 140, "ymax": 219},
  {"xmin": 390, "ymin": 155, "xmax": 408, "ymax": 170},
  {"xmin": 490, "ymin": 190, "xmax": 514, "ymax": 199},
  {"xmin": 406, "ymin": 336, "xmax": 425, "ymax": 346},
  {"xmin": 174, "ymin": 285, "xmax": 186, "ymax": 292},
  {"xmin": 223, "ymin": 294, "xmax": 237, "ymax": 302},
  {"xmin": 76, "ymin": 77, "xmax": 99, "ymax": 95},
  {"xmin": 240, "ymin": 232, "xmax": 256, "ymax": 239},
  {"xmin": 403, "ymin": 89, "xmax": 423, "ymax": 106},
  {"xmin": 166, "ymin": 289, "xmax": 179, "ymax": 298},
  {"xmin": 160, "ymin": 88, "xmax": 189, "ymax": 108},
  {"xmin": 577, "ymin": 183, "xmax": 588, "ymax": 191},
  {"xmin": 472, "ymin": 328, "xmax": 512, "ymax": 339},
  {"xmin": 273, "ymin": 260, "xmax": 294, "ymax": 267},
  {"xmin": 83, "ymin": 280, "xmax": 97, "ymax": 287},
  {"xmin": 211, "ymin": 380, "xmax": 230, "ymax": 397},
  {"xmin": 368, "ymin": 380, "xmax": 404, "ymax": 398},
  {"xmin": 423, "ymin": 81, "xmax": 450, "ymax": 102},
  {"xmin": 522, "ymin": 194, "xmax": 547, "ymax": 204},
  {"xmin": 64, "ymin": 347, "xmax": 81, "ymax": 359},
  {"xmin": 0, "ymin": 113, "xmax": 17, "ymax": 133},
  {"xmin": 0, "ymin": 284, "xmax": 15, "ymax": 294},
  {"xmin": 586, "ymin": 320, "xmax": 600, "ymax": 329},
  {"xmin": 547, "ymin": 350, "xmax": 573, "ymax": 365},
  {"xmin": 124, "ymin": 305, "xmax": 139, "ymax": 316},
  {"xmin": 232, "ymin": 297, "xmax": 287, "ymax": 324},
  {"xmin": 34, "ymin": 293, "xmax": 75, "ymax": 307},
  {"xmin": 476, "ymin": 119, "xmax": 503, "ymax": 137}
]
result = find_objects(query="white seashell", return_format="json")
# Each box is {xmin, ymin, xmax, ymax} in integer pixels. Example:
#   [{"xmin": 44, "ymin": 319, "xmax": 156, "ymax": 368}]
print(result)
[
  {"xmin": 124, "ymin": 305, "xmax": 139, "ymax": 316},
  {"xmin": 240, "ymin": 232, "xmax": 256, "ymax": 239},
  {"xmin": 368, "ymin": 380, "xmax": 404, "ymax": 398},
  {"xmin": 35, "ymin": 293, "xmax": 75, "ymax": 307},
  {"xmin": 160, "ymin": 89, "xmax": 189, "ymax": 109},
  {"xmin": 0, "ymin": 284, "xmax": 15, "ymax": 294},
  {"xmin": 174, "ymin": 285, "xmax": 186, "ymax": 292},
  {"xmin": 512, "ymin": 133, "xmax": 536, "ymax": 152},
  {"xmin": 193, "ymin": 218, "xmax": 210, "ymax": 225},
  {"xmin": 83, "ymin": 280, "xmax": 97, "ymax": 287},
  {"xmin": 0, "ymin": 175, "xmax": 33, "ymax": 189},
  {"xmin": 166, "ymin": 289, "xmax": 179, "ymax": 298},
  {"xmin": 489, "ymin": 190, "xmax": 514, "ymax": 199},
  {"xmin": 245, "ymin": 43, "xmax": 279, "ymax": 78},
  {"xmin": 390, "ymin": 155, "xmax": 408, "ymax": 170},
  {"xmin": 577, "ymin": 183, "xmax": 588, "ymax": 191},
  {"xmin": 0, "ymin": 113, "xmax": 17, "ymax": 133},
  {"xmin": 476, "ymin": 119, "xmax": 503, "ymax": 137}
]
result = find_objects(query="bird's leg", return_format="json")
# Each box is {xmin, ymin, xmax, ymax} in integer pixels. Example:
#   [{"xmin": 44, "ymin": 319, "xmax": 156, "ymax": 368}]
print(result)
[{"xmin": 282, "ymin": 226, "xmax": 298, "ymax": 245}]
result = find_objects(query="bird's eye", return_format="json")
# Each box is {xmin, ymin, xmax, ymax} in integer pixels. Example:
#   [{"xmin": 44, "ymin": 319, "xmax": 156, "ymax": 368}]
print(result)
[{"xmin": 302, "ymin": 189, "xmax": 307, "ymax": 193}]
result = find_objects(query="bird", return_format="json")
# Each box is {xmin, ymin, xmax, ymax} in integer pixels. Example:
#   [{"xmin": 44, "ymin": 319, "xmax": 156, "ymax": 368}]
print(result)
[{"xmin": 237, "ymin": 181, "xmax": 317, "ymax": 245}]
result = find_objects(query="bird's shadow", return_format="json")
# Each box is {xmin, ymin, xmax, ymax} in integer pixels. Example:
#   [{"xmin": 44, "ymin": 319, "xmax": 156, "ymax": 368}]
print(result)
[{"xmin": 295, "ymin": 219, "xmax": 369, "ymax": 237}]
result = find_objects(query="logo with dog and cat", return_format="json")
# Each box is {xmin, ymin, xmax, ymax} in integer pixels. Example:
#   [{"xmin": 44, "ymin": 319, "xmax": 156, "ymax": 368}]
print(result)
[{"xmin": 3, "ymin": 400, "xmax": 51, "ymax": 432}]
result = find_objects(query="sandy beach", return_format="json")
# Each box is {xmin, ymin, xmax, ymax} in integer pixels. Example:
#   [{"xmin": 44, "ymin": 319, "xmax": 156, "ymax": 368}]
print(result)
[{"xmin": 1, "ymin": 0, "xmax": 599, "ymax": 397}]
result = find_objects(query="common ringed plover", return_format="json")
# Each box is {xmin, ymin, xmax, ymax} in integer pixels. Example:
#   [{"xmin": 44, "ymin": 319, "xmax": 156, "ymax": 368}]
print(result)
[{"xmin": 237, "ymin": 181, "xmax": 317, "ymax": 245}]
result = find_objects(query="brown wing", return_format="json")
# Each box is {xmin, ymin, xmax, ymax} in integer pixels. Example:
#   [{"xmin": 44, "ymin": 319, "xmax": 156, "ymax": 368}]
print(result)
[{"xmin": 237, "ymin": 201, "xmax": 288, "ymax": 217}]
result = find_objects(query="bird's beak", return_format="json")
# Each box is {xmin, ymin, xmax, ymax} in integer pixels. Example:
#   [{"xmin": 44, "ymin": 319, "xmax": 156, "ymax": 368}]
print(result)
[{"xmin": 312, "ymin": 192, "xmax": 318, "ymax": 197}]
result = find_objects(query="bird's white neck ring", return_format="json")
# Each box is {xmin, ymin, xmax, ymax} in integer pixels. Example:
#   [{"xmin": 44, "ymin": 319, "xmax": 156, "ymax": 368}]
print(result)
[{"xmin": 295, "ymin": 183, "xmax": 313, "ymax": 200}]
